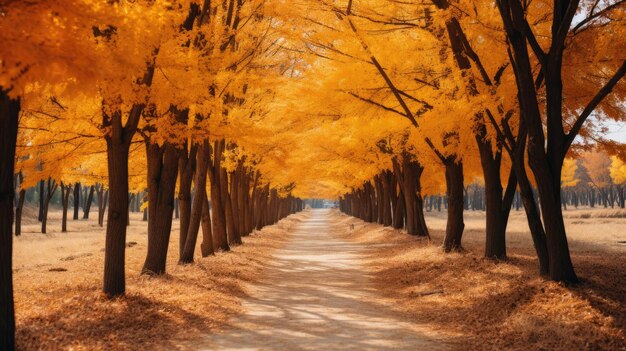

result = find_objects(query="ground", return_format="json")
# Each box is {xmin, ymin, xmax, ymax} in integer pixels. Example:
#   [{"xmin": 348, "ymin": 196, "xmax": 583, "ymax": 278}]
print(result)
[
  {"xmin": 339, "ymin": 207, "xmax": 626, "ymax": 351},
  {"xmin": 12, "ymin": 206, "xmax": 626, "ymax": 350},
  {"xmin": 196, "ymin": 210, "xmax": 447, "ymax": 350},
  {"xmin": 13, "ymin": 207, "xmax": 296, "ymax": 350}
]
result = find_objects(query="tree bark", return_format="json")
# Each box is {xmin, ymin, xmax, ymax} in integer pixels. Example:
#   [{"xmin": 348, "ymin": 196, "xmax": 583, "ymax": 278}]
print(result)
[
  {"xmin": 129, "ymin": 193, "xmax": 136, "ymax": 213},
  {"xmin": 236, "ymin": 163, "xmax": 249, "ymax": 236},
  {"xmin": 247, "ymin": 172, "xmax": 259, "ymax": 234},
  {"xmin": 41, "ymin": 178, "xmax": 57, "ymax": 234},
  {"xmin": 180, "ymin": 141, "xmax": 209, "ymax": 264},
  {"xmin": 38, "ymin": 179, "xmax": 44, "ymax": 222},
  {"xmin": 512, "ymin": 124, "xmax": 550, "ymax": 276},
  {"xmin": 442, "ymin": 159, "xmax": 464, "ymax": 251},
  {"xmin": 394, "ymin": 157, "xmax": 416, "ymax": 234},
  {"xmin": 83, "ymin": 185, "xmax": 94, "ymax": 219},
  {"xmin": 222, "ymin": 165, "xmax": 241, "ymax": 246},
  {"xmin": 0, "ymin": 89, "xmax": 19, "ymax": 350},
  {"xmin": 97, "ymin": 185, "xmax": 108, "ymax": 227},
  {"xmin": 73, "ymin": 183, "xmax": 80, "ymax": 220},
  {"xmin": 141, "ymin": 140, "xmax": 180, "ymax": 274},
  {"xmin": 103, "ymin": 104, "xmax": 143, "ymax": 298},
  {"xmin": 241, "ymin": 169, "xmax": 252, "ymax": 236},
  {"xmin": 374, "ymin": 174, "xmax": 384, "ymax": 224},
  {"xmin": 380, "ymin": 171, "xmax": 393, "ymax": 226},
  {"xmin": 496, "ymin": 0, "xmax": 579, "ymax": 283},
  {"xmin": 414, "ymin": 167, "xmax": 430, "ymax": 239},
  {"xmin": 178, "ymin": 143, "xmax": 197, "ymax": 257},
  {"xmin": 209, "ymin": 140, "xmax": 229, "ymax": 251},
  {"xmin": 393, "ymin": 155, "xmax": 429, "ymax": 236},
  {"xmin": 14, "ymin": 173, "xmax": 25, "ymax": 237},
  {"xmin": 392, "ymin": 183, "xmax": 405, "ymax": 229},
  {"xmin": 200, "ymin": 190, "xmax": 214, "ymax": 257},
  {"xmin": 61, "ymin": 183, "xmax": 72, "ymax": 233},
  {"xmin": 475, "ymin": 123, "xmax": 515, "ymax": 260}
]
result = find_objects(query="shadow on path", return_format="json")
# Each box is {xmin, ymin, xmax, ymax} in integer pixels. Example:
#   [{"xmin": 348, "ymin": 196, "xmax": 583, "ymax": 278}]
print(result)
[{"xmin": 190, "ymin": 209, "xmax": 449, "ymax": 351}]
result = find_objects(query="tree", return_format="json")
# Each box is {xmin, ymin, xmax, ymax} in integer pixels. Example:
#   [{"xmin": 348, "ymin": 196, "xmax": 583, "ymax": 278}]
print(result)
[
  {"xmin": 610, "ymin": 156, "xmax": 626, "ymax": 208},
  {"xmin": 495, "ymin": 0, "xmax": 626, "ymax": 282},
  {"xmin": 581, "ymin": 150, "xmax": 613, "ymax": 207},
  {"xmin": 0, "ymin": 89, "xmax": 19, "ymax": 351},
  {"xmin": 561, "ymin": 158, "xmax": 580, "ymax": 209}
]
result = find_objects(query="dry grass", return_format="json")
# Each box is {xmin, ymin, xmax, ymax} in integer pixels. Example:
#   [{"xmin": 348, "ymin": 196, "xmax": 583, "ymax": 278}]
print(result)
[
  {"xmin": 334, "ymin": 208, "xmax": 626, "ymax": 351},
  {"xmin": 13, "ymin": 206, "xmax": 303, "ymax": 350}
]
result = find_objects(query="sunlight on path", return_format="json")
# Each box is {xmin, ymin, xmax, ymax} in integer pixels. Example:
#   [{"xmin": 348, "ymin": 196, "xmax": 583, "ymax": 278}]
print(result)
[{"xmin": 195, "ymin": 209, "xmax": 448, "ymax": 350}]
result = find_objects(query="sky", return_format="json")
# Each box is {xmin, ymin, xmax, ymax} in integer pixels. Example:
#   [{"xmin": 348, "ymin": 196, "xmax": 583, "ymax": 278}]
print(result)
[{"xmin": 606, "ymin": 122, "xmax": 626, "ymax": 143}]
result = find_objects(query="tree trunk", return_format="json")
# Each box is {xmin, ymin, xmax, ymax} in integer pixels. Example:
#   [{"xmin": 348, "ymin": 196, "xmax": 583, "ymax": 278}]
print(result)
[
  {"xmin": 255, "ymin": 184, "xmax": 270, "ymax": 230},
  {"xmin": 200, "ymin": 190, "xmax": 214, "ymax": 257},
  {"xmin": 83, "ymin": 185, "xmax": 94, "ymax": 219},
  {"xmin": 180, "ymin": 141, "xmax": 209, "ymax": 264},
  {"xmin": 476, "ymin": 130, "xmax": 512, "ymax": 260},
  {"xmin": 481, "ymin": 167, "xmax": 510, "ymax": 259},
  {"xmin": 369, "ymin": 181, "xmax": 377, "ymax": 223},
  {"xmin": 511, "ymin": 123, "xmax": 550, "ymax": 275},
  {"xmin": 97, "ymin": 185, "xmax": 107, "ymax": 227},
  {"xmin": 135, "ymin": 192, "xmax": 141, "ymax": 212},
  {"xmin": 519, "ymin": 184, "xmax": 550, "ymax": 276},
  {"xmin": 394, "ymin": 155, "xmax": 429, "ymax": 236},
  {"xmin": 141, "ymin": 141, "xmax": 180, "ymax": 274},
  {"xmin": 246, "ymin": 174, "xmax": 257, "ymax": 234},
  {"xmin": 178, "ymin": 143, "xmax": 197, "ymax": 257},
  {"xmin": 230, "ymin": 166, "xmax": 241, "ymax": 237},
  {"xmin": 73, "ymin": 183, "xmax": 80, "ymax": 220},
  {"xmin": 374, "ymin": 175, "xmax": 384, "ymax": 224},
  {"xmin": 414, "ymin": 170, "xmax": 430, "ymax": 239},
  {"xmin": 209, "ymin": 140, "xmax": 229, "ymax": 251},
  {"xmin": 14, "ymin": 173, "xmax": 25, "ymax": 237},
  {"xmin": 103, "ymin": 105, "xmax": 143, "ymax": 298},
  {"xmin": 534, "ymin": 167, "xmax": 578, "ymax": 282},
  {"xmin": 497, "ymin": 1, "xmax": 578, "ymax": 283},
  {"xmin": 380, "ymin": 171, "xmax": 393, "ymax": 226},
  {"xmin": 236, "ymin": 164, "xmax": 248, "ymax": 237},
  {"xmin": 38, "ymin": 180, "xmax": 45, "ymax": 222},
  {"xmin": 221, "ymin": 163, "xmax": 241, "ymax": 246},
  {"xmin": 394, "ymin": 157, "xmax": 417, "ymax": 235},
  {"xmin": 392, "ymin": 185, "xmax": 405, "ymax": 229},
  {"xmin": 241, "ymin": 169, "xmax": 252, "ymax": 236},
  {"xmin": 442, "ymin": 159, "xmax": 464, "ymax": 251},
  {"xmin": 129, "ymin": 193, "xmax": 136, "ymax": 213},
  {"xmin": 41, "ymin": 178, "xmax": 57, "ymax": 234},
  {"xmin": 0, "ymin": 89, "xmax": 19, "ymax": 350},
  {"xmin": 14, "ymin": 189, "xmax": 25, "ymax": 237},
  {"xmin": 61, "ymin": 183, "xmax": 72, "ymax": 233}
]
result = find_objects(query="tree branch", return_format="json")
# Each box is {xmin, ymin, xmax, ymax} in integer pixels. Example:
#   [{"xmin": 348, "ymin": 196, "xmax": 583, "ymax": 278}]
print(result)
[{"xmin": 564, "ymin": 60, "xmax": 626, "ymax": 153}]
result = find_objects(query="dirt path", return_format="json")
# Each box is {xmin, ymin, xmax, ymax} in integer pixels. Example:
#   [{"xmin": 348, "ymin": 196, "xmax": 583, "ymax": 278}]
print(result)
[{"xmin": 195, "ymin": 209, "xmax": 448, "ymax": 350}]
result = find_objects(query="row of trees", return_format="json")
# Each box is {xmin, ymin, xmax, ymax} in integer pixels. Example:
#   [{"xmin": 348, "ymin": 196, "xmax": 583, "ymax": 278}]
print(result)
[
  {"xmin": 13, "ymin": 179, "xmax": 114, "ymax": 236},
  {"xmin": 562, "ymin": 152, "xmax": 626, "ymax": 209},
  {"xmin": 378, "ymin": 150, "xmax": 626, "ymax": 215},
  {"xmin": 267, "ymin": 0, "xmax": 624, "ymax": 285},
  {"xmin": 0, "ymin": 0, "xmax": 310, "ymax": 349}
]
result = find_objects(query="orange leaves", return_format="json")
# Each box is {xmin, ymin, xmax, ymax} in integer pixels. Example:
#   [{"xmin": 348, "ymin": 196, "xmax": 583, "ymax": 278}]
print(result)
[
  {"xmin": 609, "ymin": 156, "xmax": 626, "ymax": 185},
  {"xmin": 581, "ymin": 149, "xmax": 613, "ymax": 188},
  {"xmin": 561, "ymin": 158, "xmax": 580, "ymax": 188},
  {"xmin": 5, "ymin": 0, "xmax": 625, "ymax": 199}
]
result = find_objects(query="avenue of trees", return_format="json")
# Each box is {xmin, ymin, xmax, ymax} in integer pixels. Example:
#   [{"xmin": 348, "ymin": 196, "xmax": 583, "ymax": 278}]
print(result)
[{"xmin": 1, "ymin": 0, "xmax": 625, "ymax": 350}]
